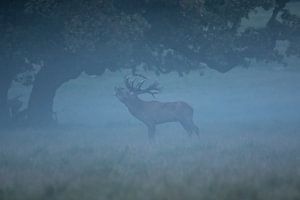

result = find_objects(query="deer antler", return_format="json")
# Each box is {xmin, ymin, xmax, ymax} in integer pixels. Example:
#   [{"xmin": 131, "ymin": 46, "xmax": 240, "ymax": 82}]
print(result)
[
  {"xmin": 124, "ymin": 75, "xmax": 161, "ymax": 97},
  {"xmin": 136, "ymin": 81, "xmax": 161, "ymax": 97}
]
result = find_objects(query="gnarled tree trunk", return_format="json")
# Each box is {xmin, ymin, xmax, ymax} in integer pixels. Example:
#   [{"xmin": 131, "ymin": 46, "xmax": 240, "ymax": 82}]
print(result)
[
  {"xmin": 27, "ymin": 60, "xmax": 82, "ymax": 127},
  {"xmin": 0, "ymin": 62, "xmax": 17, "ymax": 128},
  {"xmin": 27, "ymin": 68, "xmax": 60, "ymax": 126},
  {"xmin": 0, "ymin": 75, "xmax": 11, "ymax": 128}
]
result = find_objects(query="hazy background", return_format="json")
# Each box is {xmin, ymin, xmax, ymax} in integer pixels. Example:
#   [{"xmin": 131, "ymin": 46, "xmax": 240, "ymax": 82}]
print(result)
[
  {"xmin": 2, "ymin": 60, "xmax": 300, "ymax": 200},
  {"xmin": 1, "ymin": 1, "xmax": 300, "ymax": 199},
  {"xmin": 8, "ymin": 60, "xmax": 300, "ymax": 129}
]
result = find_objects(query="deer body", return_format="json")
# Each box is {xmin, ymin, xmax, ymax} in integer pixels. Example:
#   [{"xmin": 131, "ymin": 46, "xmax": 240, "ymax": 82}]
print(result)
[{"xmin": 115, "ymin": 77, "xmax": 199, "ymax": 138}]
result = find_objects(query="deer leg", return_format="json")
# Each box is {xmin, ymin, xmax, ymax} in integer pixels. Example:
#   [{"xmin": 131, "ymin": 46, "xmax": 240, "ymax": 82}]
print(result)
[
  {"xmin": 189, "ymin": 121, "xmax": 199, "ymax": 136},
  {"xmin": 179, "ymin": 121, "xmax": 193, "ymax": 136},
  {"xmin": 193, "ymin": 123, "xmax": 200, "ymax": 136},
  {"xmin": 180, "ymin": 118, "xmax": 199, "ymax": 136},
  {"xmin": 146, "ymin": 124, "xmax": 156, "ymax": 139}
]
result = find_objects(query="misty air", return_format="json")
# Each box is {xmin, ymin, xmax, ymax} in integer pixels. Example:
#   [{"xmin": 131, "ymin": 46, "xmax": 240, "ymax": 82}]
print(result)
[{"xmin": 0, "ymin": 0, "xmax": 300, "ymax": 200}]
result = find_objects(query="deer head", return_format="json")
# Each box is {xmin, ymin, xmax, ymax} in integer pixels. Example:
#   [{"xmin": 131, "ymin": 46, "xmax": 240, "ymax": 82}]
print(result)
[{"xmin": 115, "ymin": 76, "xmax": 161, "ymax": 103}]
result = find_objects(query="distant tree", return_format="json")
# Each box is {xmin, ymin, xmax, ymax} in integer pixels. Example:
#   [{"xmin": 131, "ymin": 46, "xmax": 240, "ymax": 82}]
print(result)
[{"xmin": 0, "ymin": 0, "xmax": 35, "ymax": 127}]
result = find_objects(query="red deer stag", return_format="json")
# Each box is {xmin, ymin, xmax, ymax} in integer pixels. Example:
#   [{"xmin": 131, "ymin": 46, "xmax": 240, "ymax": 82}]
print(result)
[{"xmin": 115, "ymin": 76, "xmax": 199, "ymax": 139}]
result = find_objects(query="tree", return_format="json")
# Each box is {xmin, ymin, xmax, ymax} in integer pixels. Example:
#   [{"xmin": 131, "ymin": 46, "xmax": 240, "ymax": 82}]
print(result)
[
  {"xmin": 23, "ymin": 0, "xmax": 149, "ymax": 125},
  {"xmin": 0, "ymin": 0, "xmax": 35, "ymax": 127},
  {"xmin": 1, "ymin": 0, "xmax": 299, "ymax": 127}
]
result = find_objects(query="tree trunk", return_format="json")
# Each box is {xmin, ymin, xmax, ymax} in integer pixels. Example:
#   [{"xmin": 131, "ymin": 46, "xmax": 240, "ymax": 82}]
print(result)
[
  {"xmin": 26, "ymin": 69, "xmax": 59, "ymax": 126},
  {"xmin": 0, "ymin": 78, "xmax": 11, "ymax": 128},
  {"xmin": 0, "ymin": 68, "xmax": 14, "ymax": 128},
  {"xmin": 27, "ymin": 62, "xmax": 82, "ymax": 126}
]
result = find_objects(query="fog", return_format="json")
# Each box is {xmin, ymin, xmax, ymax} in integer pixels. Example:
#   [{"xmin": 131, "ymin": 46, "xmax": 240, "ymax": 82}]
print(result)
[
  {"xmin": 2, "ymin": 61, "xmax": 300, "ymax": 200},
  {"xmin": 51, "ymin": 61, "xmax": 300, "ymax": 129},
  {"xmin": 1, "ymin": 1, "xmax": 300, "ymax": 199}
]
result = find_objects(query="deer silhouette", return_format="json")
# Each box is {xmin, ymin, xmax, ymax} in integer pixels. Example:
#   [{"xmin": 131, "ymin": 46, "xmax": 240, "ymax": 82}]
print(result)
[{"xmin": 115, "ymin": 76, "xmax": 199, "ymax": 139}]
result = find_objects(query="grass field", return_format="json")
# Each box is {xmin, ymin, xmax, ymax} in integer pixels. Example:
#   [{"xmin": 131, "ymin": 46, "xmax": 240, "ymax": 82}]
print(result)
[
  {"xmin": 2, "ymin": 65, "xmax": 300, "ymax": 200},
  {"xmin": 0, "ymin": 124, "xmax": 299, "ymax": 200}
]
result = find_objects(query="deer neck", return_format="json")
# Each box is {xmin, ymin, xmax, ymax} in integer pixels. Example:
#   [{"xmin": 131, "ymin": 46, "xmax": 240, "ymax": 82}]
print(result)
[{"xmin": 124, "ymin": 96, "xmax": 144, "ymax": 114}]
